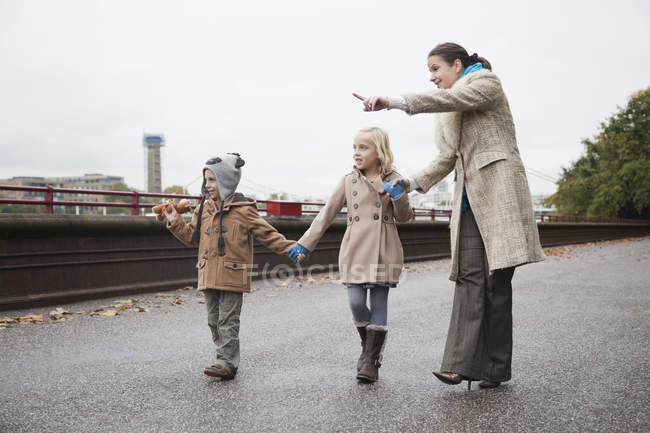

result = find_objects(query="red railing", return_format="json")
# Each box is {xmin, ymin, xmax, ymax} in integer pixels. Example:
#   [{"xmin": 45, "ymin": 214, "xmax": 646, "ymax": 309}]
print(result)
[
  {"xmin": 0, "ymin": 184, "xmax": 202, "ymax": 216},
  {"xmin": 0, "ymin": 184, "xmax": 647, "ymax": 225}
]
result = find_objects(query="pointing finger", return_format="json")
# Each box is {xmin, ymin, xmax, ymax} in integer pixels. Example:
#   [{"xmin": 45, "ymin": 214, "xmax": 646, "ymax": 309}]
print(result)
[{"xmin": 352, "ymin": 92, "xmax": 366, "ymax": 101}]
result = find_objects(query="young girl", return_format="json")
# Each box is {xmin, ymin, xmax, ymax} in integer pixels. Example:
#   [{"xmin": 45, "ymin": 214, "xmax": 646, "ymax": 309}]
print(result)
[{"xmin": 287, "ymin": 126, "xmax": 412, "ymax": 382}]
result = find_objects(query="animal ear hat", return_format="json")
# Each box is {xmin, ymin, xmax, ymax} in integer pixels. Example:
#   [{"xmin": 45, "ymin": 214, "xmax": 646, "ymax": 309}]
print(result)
[
  {"xmin": 201, "ymin": 153, "xmax": 245, "ymax": 203},
  {"xmin": 193, "ymin": 153, "xmax": 245, "ymax": 244}
]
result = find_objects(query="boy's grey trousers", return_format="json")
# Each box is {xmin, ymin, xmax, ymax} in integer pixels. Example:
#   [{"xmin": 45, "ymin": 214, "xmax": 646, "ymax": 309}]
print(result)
[{"xmin": 204, "ymin": 289, "xmax": 243, "ymax": 374}]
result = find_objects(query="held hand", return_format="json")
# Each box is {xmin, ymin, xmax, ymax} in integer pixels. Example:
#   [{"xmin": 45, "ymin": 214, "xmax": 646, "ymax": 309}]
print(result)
[
  {"xmin": 287, "ymin": 243, "xmax": 310, "ymax": 264},
  {"xmin": 352, "ymin": 93, "xmax": 389, "ymax": 112},
  {"xmin": 394, "ymin": 178, "xmax": 410, "ymax": 193},
  {"xmin": 382, "ymin": 179, "xmax": 407, "ymax": 199}
]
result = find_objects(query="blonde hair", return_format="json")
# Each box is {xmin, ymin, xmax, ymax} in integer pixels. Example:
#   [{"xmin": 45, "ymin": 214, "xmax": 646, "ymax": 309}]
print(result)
[{"xmin": 356, "ymin": 126, "xmax": 396, "ymax": 176}]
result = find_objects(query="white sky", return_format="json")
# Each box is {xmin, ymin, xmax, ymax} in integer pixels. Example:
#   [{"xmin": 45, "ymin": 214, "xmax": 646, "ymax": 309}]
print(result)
[{"xmin": 1, "ymin": 0, "xmax": 648, "ymax": 199}]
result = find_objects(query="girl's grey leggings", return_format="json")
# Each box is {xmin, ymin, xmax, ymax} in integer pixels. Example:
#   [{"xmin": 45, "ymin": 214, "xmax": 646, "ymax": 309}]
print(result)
[{"xmin": 346, "ymin": 283, "xmax": 390, "ymax": 328}]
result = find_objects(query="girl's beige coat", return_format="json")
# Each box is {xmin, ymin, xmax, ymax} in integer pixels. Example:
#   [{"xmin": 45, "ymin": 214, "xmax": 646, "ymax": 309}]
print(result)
[
  {"xmin": 403, "ymin": 69, "xmax": 545, "ymax": 280},
  {"xmin": 298, "ymin": 170, "xmax": 412, "ymax": 284}
]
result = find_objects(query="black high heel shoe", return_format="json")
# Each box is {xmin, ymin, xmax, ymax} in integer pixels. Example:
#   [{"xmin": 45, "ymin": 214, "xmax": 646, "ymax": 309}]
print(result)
[{"xmin": 433, "ymin": 371, "xmax": 474, "ymax": 390}]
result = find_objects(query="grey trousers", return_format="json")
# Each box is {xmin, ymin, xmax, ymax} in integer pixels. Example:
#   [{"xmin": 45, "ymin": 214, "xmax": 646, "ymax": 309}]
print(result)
[
  {"xmin": 204, "ymin": 289, "xmax": 243, "ymax": 374},
  {"xmin": 346, "ymin": 284, "xmax": 390, "ymax": 328},
  {"xmin": 440, "ymin": 207, "xmax": 515, "ymax": 382}
]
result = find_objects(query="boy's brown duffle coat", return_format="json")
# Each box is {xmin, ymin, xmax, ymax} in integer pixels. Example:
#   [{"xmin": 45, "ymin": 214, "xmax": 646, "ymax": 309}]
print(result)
[
  {"xmin": 166, "ymin": 193, "xmax": 294, "ymax": 293},
  {"xmin": 298, "ymin": 169, "xmax": 412, "ymax": 285}
]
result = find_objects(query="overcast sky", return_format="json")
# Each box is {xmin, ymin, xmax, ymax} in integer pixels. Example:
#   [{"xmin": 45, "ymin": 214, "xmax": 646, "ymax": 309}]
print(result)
[{"xmin": 1, "ymin": 0, "xmax": 648, "ymax": 199}]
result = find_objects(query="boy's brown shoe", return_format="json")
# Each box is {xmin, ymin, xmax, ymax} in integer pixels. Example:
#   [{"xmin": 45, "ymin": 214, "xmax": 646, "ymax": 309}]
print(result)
[{"xmin": 204, "ymin": 364, "xmax": 235, "ymax": 380}]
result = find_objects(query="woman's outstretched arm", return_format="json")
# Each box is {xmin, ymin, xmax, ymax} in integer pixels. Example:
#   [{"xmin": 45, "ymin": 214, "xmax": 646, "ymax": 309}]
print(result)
[{"xmin": 353, "ymin": 72, "xmax": 503, "ymax": 114}]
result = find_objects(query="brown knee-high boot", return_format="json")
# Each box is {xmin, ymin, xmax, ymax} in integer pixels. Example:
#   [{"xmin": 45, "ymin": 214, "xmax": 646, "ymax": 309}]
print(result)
[
  {"xmin": 356, "ymin": 326, "xmax": 367, "ymax": 372},
  {"xmin": 357, "ymin": 328, "xmax": 387, "ymax": 383}
]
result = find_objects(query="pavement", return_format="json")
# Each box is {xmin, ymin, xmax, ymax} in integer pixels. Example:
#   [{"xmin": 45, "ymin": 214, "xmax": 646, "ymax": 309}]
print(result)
[{"xmin": 1, "ymin": 237, "xmax": 649, "ymax": 433}]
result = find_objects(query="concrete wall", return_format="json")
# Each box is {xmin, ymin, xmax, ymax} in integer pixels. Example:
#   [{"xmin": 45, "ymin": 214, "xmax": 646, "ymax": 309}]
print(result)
[{"xmin": 1, "ymin": 214, "xmax": 647, "ymax": 310}]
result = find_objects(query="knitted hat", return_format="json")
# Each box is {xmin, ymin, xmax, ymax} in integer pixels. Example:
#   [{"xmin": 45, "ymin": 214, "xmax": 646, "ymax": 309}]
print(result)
[
  {"xmin": 192, "ymin": 153, "xmax": 245, "ymax": 243},
  {"xmin": 201, "ymin": 153, "xmax": 245, "ymax": 202}
]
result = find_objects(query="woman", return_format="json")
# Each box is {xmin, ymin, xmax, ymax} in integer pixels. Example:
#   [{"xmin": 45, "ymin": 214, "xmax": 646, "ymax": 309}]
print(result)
[{"xmin": 354, "ymin": 42, "xmax": 545, "ymax": 389}]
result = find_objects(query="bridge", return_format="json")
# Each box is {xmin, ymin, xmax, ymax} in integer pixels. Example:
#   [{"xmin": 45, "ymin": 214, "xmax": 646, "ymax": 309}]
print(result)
[
  {"xmin": 1, "ymin": 236, "xmax": 648, "ymax": 432},
  {"xmin": 1, "ymin": 185, "xmax": 648, "ymax": 311}
]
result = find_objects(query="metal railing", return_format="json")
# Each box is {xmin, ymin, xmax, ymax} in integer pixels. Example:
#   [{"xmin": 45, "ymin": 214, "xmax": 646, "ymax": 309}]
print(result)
[{"xmin": 0, "ymin": 184, "xmax": 647, "ymax": 225}]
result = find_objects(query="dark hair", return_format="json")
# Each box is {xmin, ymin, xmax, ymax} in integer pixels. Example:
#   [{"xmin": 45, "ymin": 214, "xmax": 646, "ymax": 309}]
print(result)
[{"xmin": 428, "ymin": 42, "xmax": 492, "ymax": 71}]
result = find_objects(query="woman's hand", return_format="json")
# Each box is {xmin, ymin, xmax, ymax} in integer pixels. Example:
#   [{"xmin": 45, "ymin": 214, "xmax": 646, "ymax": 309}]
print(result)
[
  {"xmin": 393, "ymin": 178, "xmax": 411, "ymax": 194},
  {"xmin": 379, "ymin": 178, "xmax": 411, "ymax": 197},
  {"xmin": 381, "ymin": 179, "xmax": 405, "ymax": 199},
  {"xmin": 353, "ymin": 93, "xmax": 389, "ymax": 111}
]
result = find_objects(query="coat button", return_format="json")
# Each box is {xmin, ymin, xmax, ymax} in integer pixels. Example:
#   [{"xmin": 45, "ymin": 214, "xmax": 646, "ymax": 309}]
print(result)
[
  {"xmin": 232, "ymin": 263, "xmax": 237, "ymax": 268},
  {"xmin": 375, "ymin": 202, "xmax": 381, "ymax": 208},
  {"xmin": 352, "ymin": 179, "xmax": 357, "ymax": 183},
  {"xmin": 373, "ymin": 214, "xmax": 379, "ymax": 220},
  {"xmin": 354, "ymin": 216, "xmax": 360, "ymax": 222},
  {"xmin": 383, "ymin": 215, "xmax": 389, "ymax": 221},
  {"xmin": 353, "ymin": 203, "xmax": 359, "ymax": 209},
  {"xmin": 352, "ymin": 191, "xmax": 358, "ymax": 196}
]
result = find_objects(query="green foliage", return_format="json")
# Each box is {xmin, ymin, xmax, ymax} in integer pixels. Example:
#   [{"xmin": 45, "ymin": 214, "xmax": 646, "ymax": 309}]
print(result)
[
  {"xmin": 163, "ymin": 185, "xmax": 189, "ymax": 195},
  {"xmin": 0, "ymin": 204, "xmax": 43, "ymax": 213},
  {"xmin": 268, "ymin": 192, "xmax": 288, "ymax": 200},
  {"xmin": 105, "ymin": 181, "xmax": 135, "ymax": 214},
  {"xmin": 545, "ymin": 87, "xmax": 650, "ymax": 219}
]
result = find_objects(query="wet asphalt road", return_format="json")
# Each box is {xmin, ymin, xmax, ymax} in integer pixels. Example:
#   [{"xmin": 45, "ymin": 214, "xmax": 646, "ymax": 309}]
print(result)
[{"xmin": 1, "ymin": 238, "xmax": 649, "ymax": 433}]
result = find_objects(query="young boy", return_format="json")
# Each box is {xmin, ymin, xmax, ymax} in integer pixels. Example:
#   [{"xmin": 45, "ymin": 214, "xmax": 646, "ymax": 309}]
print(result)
[{"xmin": 163, "ymin": 153, "xmax": 296, "ymax": 379}]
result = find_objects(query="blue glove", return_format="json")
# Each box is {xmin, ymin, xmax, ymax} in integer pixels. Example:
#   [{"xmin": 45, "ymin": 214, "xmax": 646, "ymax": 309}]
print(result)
[
  {"xmin": 287, "ymin": 243, "xmax": 310, "ymax": 263},
  {"xmin": 382, "ymin": 179, "xmax": 405, "ymax": 200}
]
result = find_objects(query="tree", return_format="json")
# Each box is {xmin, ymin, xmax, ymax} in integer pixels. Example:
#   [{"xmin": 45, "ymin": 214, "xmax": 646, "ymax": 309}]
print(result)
[
  {"xmin": 0, "ymin": 204, "xmax": 42, "ymax": 214},
  {"xmin": 163, "ymin": 185, "xmax": 189, "ymax": 195},
  {"xmin": 105, "ymin": 181, "xmax": 135, "ymax": 214},
  {"xmin": 268, "ymin": 192, "xmax": 288, "ymax": 200},
  {"xmin": 545, "ymin": 87, "xmax": 650, "ymax": 219}
]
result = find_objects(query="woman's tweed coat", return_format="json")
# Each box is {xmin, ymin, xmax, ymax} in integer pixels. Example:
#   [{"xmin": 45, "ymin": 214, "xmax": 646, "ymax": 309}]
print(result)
[{"xmin": 402, "ymin": 69, "xmax": 545, "ymax": 281}]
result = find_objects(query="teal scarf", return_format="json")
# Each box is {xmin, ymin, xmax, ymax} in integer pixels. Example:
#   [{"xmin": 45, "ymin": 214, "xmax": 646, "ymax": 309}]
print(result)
[
  {"xmin": 460, "ymin": 62, "xmax": 483, "ymax": 79},
  {"xmin": 460, "ymin": 62, "xmax": 483, "ymax": 213}
]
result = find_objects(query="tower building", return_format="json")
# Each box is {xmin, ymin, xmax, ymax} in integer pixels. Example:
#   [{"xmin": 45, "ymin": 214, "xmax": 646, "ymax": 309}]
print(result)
[{"xmin": 142, "ymin": 133, "xmax": 165, "ymax": 193}]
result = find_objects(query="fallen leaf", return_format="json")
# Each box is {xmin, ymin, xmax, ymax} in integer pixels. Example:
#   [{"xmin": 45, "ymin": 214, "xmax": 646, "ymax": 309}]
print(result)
[
  {"xmin": 114, "ymin": 299, "xmax": 139, "ymax": 304},
  {"xmin": 100, "ymin": 310, "xmax": 118, "ymax": 317}
]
